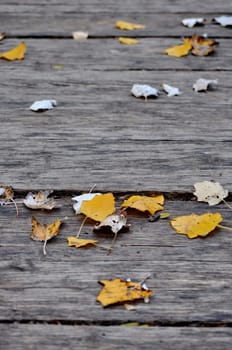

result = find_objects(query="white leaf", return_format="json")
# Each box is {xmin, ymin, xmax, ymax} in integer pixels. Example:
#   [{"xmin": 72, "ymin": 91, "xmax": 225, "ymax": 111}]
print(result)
[
  {"xmin": 131, "ymin": 84, "xmax": 159, "ymax": 99},
  {"xmin": 0, "ymin": 188, "xmax": 5, "ymax": 196},
  {"xmin": 193, "ymin": 78, "xmax": 218, "ymax": 92},
  {"xmin": 72, "ymin": 193, "xmax": 101, "ymax": 214},
  {"xmin": 23, "ymin": 190, "xmax": 57, "ymax": 210},
  {"xmin": 72, "ymin": 31, "xmax": 88, "ymax": 40},
  {"xmin": 193, "ymin": 181, "xmax": 228, "ymax": 206},
  {"xmin": 161, "ymin": 83, "xmax": 182, "ymax": 97},
  {"xmin": 30, "ymin": 100, "xmax": 57, "ymax": 112},
  {"xmin": 213, "ymin": 16, "xmax": 232, "ymax": 27},
  {"xmin": 94, "ymin": 213, "xmax": 128, "ymax": 234},
  {"xmin": 182, "ymin": 18, "xmax": 205, "ymax": 28}
]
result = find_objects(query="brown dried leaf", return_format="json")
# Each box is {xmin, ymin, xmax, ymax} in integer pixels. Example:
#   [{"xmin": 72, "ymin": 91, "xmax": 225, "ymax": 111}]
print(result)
[
  {"xmin": 24, "ymin": 190, "xmax": 57, "ymax": 210},
  {"xmin": 191, "ymin": 34, "xmax": 218, "ymax": 56}
]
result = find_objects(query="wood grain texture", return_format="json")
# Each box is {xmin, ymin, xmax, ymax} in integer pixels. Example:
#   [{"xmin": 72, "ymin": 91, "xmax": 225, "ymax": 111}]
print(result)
[
  {"xmin": 1, "ymin": 324, "xmax": 232, "ymax": 350},
  {"xmin": 0, "ymin": 199, "xmax": 231, "ymax": 322}
]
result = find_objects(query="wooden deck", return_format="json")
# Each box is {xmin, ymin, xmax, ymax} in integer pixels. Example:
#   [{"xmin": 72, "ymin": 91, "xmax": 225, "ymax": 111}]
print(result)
[{"xmin": 0, "ymin": 1, "xmax": 231, "ymax": 349}]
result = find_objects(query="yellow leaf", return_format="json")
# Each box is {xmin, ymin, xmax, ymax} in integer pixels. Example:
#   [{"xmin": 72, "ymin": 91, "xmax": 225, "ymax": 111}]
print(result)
[
  {"xmin": 121, "ymin": 195, "xmax": 164, "ymax": 215},
  {"xmin": 96, "ymin": 278, "xmax": 152, "ymax": 307},
  {"xmin": 67, "ymin": 236, "xmax": 98, "ymax": 248},
  {"xmin": 170, "ymin": 212, "xmax": 222, "ymax": 238},
  {"xmin": 115, "ymin": 20, "xmax": 145, "ymax": 30},
  {"xmin": 80, "ymin": 193, "xmax": 115, "ymax": 222},
  {"xmin": 165, "ymin": 38, "xmax": 192, "ymax": 57},
  {"xmin": 118, "ymin": 37, "xmax": 139, "ymax": 45},
  {"xmin": 0, "ymin": 41, "xmax": 26, "ymax": 61},
  {"xmin": 31, "ymin": 216, "xmax": 62, "ymax": 241}
]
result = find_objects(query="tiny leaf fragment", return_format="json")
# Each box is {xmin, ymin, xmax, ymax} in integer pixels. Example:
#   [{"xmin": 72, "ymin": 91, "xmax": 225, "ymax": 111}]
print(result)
[
  {"xmin": 165, "ymin": 38, "xmax": 192, "ymax": 57},
  {"xmin": 30, "ymin": 99, "xmax": 57, "ymax": 112},
  {"xmin": 182, "ymin": 18, "xmax": 205, "ymax": 28},
  {"xmin": 118, "ymin": 37, "xmax": 139, "ymax": 45},
  {"xmin": 193, "ymin": 78, "xmax": 218, "ymax": 92},
  {"xmin": 72, "ymin": 31, "xmax": 88, "ymax": 40},
  {"xmin": 212, "ymin": 16, "xmax": 232, "ymax": 27},
  {"xmin": 115, "ymin": 21, "xmax": 145, "ymax": 30},
  {"xmin": 161, "ymin": 83, "xmax": 182, "ymax": 97},
  {"xmin": 0, "ymin": 41, "xmax": 26, "ymax": 60}
]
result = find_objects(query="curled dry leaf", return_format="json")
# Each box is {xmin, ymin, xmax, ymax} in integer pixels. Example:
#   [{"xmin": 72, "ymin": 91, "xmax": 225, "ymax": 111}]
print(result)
[
  {"xmin": 121, "ymin": 195, "xmax": 164, "ymax": 215},
  {"xmin": 115, "ymin": 20, "xmax": 145, "ymax": 30},
  {"xmin": 191, "ymin": 34, "xmax": 218, "ymax": 56},
  {"xmin": 131, "ymin": 84, "xmax": 159, "ymax": 99},
  {"xmin": 72, "ymin": 193, "xmax": 101, "ymax": 214},
  {"xmin": 30, "ymin": 99, "xmax": 57, "ymax": 112},
  {"xmin": 72, "ymin": 31, "xmax": 88, "ymax": 40},
  {"xmin": 96, "ymin": 278, "xmax": 152, "ymax": 307},
  {"xmin": 0, "ymin": 32, "xmax": 6, "ymax": 42},
  {"xmin": 0, "ymin": 41, "xmax": 26, "ymax": 60},
  {"xmin": 94, "ymin": 212, "xmax": 129, "ymax": 234},
  {"xmin": 31, "ymin": 216, "xmax": 62, "ymax": 255},
  {"xmin": 182, "ymin": 18, "xmax": 205, "ymax": 28},
  {"xmin": 23, "ymin": 190, "xmax": 57, "ymax": 210},
  {"xmin": 170, "ymin": 212, "xmax": 222, "ymax": 238},
  {"xmin": 193, "ymin": 78, "xmax": 218, "ymax": 92},
  {"xmin": 67, "ymin": 236, "xmax": 98, "ymax": 248},
  {"xmin": 193, "ymin": 181, "xmax": 228, "ymax": 206},
  {"xmin": 161, "ymin": 83, "xmax": 182, "ymax": 97},
  {"xmin": 212, "ymin": 16, "xmax": 232, "ymax": 27},
  {"xmin": 118, "ymin": 37, "xmax": 139, "ymax": 45},
  {"xmin": 80, "ymin": 192, "xmax": 115, "ymax": 222},
  {"xmin": 0, "ymin": 185, "xmax": 18, "ymax": 215},
  {"xmin": 165, "ymin": 38, "xmax": 192, "ymax": 57}
]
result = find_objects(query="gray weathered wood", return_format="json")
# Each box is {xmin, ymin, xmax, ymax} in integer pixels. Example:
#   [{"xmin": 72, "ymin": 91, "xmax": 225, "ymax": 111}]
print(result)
[{"xmin": 1, "ymin": 324, "xmax": 232, "ymax": 350}]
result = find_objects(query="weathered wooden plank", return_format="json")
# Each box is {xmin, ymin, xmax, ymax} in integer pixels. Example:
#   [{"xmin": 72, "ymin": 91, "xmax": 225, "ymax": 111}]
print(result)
[
  {"xmin": 1, "ymin": 324, "xmax": 232, "ymax": 350},
  {"xmin": 0, "ymin": 199, "xmax": 231, "ymax": 322}
]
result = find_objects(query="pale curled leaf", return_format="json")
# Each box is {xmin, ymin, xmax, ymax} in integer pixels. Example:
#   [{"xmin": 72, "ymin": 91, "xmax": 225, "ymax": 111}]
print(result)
[
  {"xmin": 94, "ymin": 213, "xmax": 128, "ymax": 234},
  {"xmin": 0, "ymin": 185, "xmax": 14, "ymax": 200},
  {"xmin": 72, "ymin": 31, "xmax": 88, "ymax": 40},
  {"xmin": 30, "ymin": 99, "xmax": 57, "ymax": 112},
  {"xmin": 212, "ymin": 16, "xmax": 232, "ymax": 27},
  {"xmin": 0, "ymin": 32, "xmax": 6, "ymax": 41},
  {"xmin": 161, "ymin": 83, "xmax": 182, "ymax": 97},
  {"xmin": 131, "ymin": 84, "xmax": 159, "ymax": 99},
  {"xmin": 193, "ymin": 181, "xmax": 228, "ymax": 205},
  {"xmin": 72, "ymin": 193, "xmax": 101, "ymax": 214},
  {"xmin": 182, "ymin": 18, "xmax": 205, "ymax": 28},
  {"xmin": 23, "ymin": 190, "xmax": 57, "ymax": 210},
  {"xmin": 193, "ymin": 78, "xmax": 218, "ymax": 92}
]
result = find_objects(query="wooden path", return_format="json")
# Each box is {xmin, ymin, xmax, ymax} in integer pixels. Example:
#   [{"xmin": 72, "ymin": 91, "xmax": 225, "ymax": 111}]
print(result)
[{"xmin": 0, "ymin": 1, "xmax": 231, "ymax": 348}]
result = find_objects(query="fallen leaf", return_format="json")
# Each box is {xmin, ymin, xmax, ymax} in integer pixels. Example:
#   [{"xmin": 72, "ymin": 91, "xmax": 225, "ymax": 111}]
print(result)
[
  {"xmin": 212, "ymin": 16, "xmax": 232, "ymax": 27},
  {"xmin": 72, "ymin": 193, "xmax": 101, "ymax": 214},
  {"xmin": 31, "ymin": 216, "xmax": 62, "ymax": 255},
  {"xmin": 131, "ymin": 84, "xmax": 159, "ymax": 99},
  {"xmin": 72, "ymin": 31, "xmax": 88, "ymax": 40},
  {"xmin": 0, "ymin": 185, "xmax": 18, "ymax": 215},
  {"xmin": 193, "ymin": 78, "xmax": 218, "ymax": 92},
  {"xmin": 67, "ymin": 236, "xmax": 98, "ymax": 248},
  {"xmin": 165, "ymin": 38, "xmax": 192, "ymax": 57},
  {"xmin": 121, "ymin": 195, "xmax": 164, "ymax": 215},
  {"xmin": 115, "ymin": 20, "xmax": 145, "ymax": 30},
  {"xmin": 96, "ymin": 278, "xmax": 152, "ymax": 307},
  {"xmin": 23, "ymin": 190, "xmax": 57, "ymax": 210},
  {"xmin": 191, "ymin": 34, "xmax": 218, "ymax": 56},
  {"xmin": 193, "ymin": 181, "xmax": 228, "ymax": 206},
  {"xmin": 94, "ymin": 212, "xmax": 128, "ymax": 234},
  {"xmin": 118, "ymin": 37, "xmax": 139, "ymax": 45},
  {"xmin": 30, "ymin": 99, "xmax": 57, "ymax": 112},
  {"xmin": 52, "ymin": 65, "xmax": 64, "ymax": 69},
  {"xmin": 0, "ymin": 32, "xmax": 6, "ymax": 42},
  {"xmin": 182, "ymin": 18, "xmax": 205, "ymax": 28},
  {"xmin": 161, "ymin": 83, "xmax": 182, "ymax": 97},
  {"xmin": 80, "ymin": 192, "xmax": 115, "ymax": 222},
  {"xmin": 160, "ymin": 212, "xmax": 170, "ymax": 219},
  {"xmin": 0, "ymin": 41, "xmax": 26, "ymax": 60},
  {"xmin": 170, "ymin": 212, "xmax": 222, "ymax": 238}
]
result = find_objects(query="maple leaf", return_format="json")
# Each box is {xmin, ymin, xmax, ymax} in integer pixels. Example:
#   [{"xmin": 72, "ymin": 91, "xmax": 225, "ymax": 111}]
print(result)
[
  {"xmin": 118, "ymin": 37, "xmax": 139, "ymax": 45},
  {"xmin": 72, "ymin": 193, "xmax": 101, "ymax": 214},
  {"xmin": 115, "ymin": 20, "xmax": 145, "ymax": 30},
  {"xmin": 191, "ymin": 34, "xmax": 218, "ymax": 56},
  {"xmin": 170, "ymin": 212, "xmax": 222, "ymax": 239},
  {"xmin": 31, "ymin": 216, "xmax": 62, "ymax": 255},
  {"xmin": 0, "ymin": 41, "xmax": 26, "ymax": 60},
  {"xmin": 96, "ymin": 278, "xmax": 152, "ymax": 307},
  {"xmin": 67, "ymin": 236, "xmax": 98, "ymax": 248},
  {"xmin": 80, "ymin": 193, "xmax": 115, "ymax": 222},
  {"xmin": 24, "ymin": 190, "xmax": 57, "ymax": 210},
  {"xmin": 193, "ymin": 181, "xmax": 228, "ymax": 206},
  {"xmin": 121, "ymin": 195, "xmax": 164, "ymax": 215},
  {"xmin": 165, "ymin": 38, "xmax": 192, "ymax": 57}
]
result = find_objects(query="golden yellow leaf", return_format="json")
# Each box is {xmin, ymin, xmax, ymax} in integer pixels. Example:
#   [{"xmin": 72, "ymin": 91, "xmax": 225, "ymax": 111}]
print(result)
[
  {"xmin": 191, "ymin": 34, "xmax": 218, "ymax": 56},
  {"xmin": 67, "ymin": 236, "xmax": 98, "ymax": 248},
  {"xmin": 165, "ymin": 38, "xmax": 192, "ymax": 57},
  {"xmin": 170, "ymin": 212, "xmax": 222, "ymax": 239},
  {"xmin": 0, "ymin": 41, "xmax": 26, "ymax": 61},
  {"xmin": 96, "ymin": 278, "xmax": 152, "ymax": 307},
  {"xmin": 118, "ymin": 37, "xmax": 139, "ymax": 45},
  {"xmin": 115, "ymin": 20, "xmax": 145, "ymax": 30},
  {"xmin": 80, "ymin": 192, "xmax": 115, "ymax": 222},
  {"xmin": 121, "ymin": 195, "xmax": 164, "ymax": 215},
  {"xmin": 31, "ymin": 216, "xmax": 61, "ymax": 241}
]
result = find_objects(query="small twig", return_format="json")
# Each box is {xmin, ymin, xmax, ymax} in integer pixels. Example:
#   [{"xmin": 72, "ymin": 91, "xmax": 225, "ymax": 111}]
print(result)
[
  {"xmin": 77, "ymin": 216, "xmax": 88, "ymax": 237},
  {"xmin": 89, "ymin": 184, "xmax": 97, "ymax": 193}
]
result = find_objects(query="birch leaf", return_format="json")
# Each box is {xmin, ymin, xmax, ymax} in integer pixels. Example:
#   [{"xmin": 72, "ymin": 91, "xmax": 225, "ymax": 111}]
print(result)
[
  {"xmin": 24, "ymin": 190, "xmax": 57, "ymax": 210},
  {"xmin": 193, "ymin": 78, "xmax": 218, "ymax": 92},
  {"xmin": 118, "ymin": 37, "xmax": 139, "ymax": 45},
  {"xmin": 0, "ymin": 41, "xmax": 26, "ymax": 60},
  {"xmin": 131, "ymin": 84, "xmax": 159, "ymax": 99},
  {"xmin": 161, "ymin": 83, "xmax": 182, "ymax": 96},
  {"xmin": 115, "ymin": 21, "xmax": 145, "ymax": 30},
  {"xmin": 121, "ymin": 195, "xmax": 164, "ymax": 215},
  {"xmin": 80, "ymin": 193, "xmax": 115, "ymax": 222},
  {"xmin": 165, "ymin": 38, "xmax": 192, "ymax": 57},
  {"xmin": 212, "ymin": 16, "xmax": 232, "ymax": 27},
  {"xmin": 170, "ymin": 212, "xmax": 222, "ymax": 238},
  {"xmin": 193, "ymin": 181, "xmax": 228, "ymax": 206},
  {"xmin": 72, "ymin": 193, "xmax": 101, "ymax": 214},
  {"xmin": 67, "ymin": 236, "xmax": 98, "ymax": 248},
  {"xmin": 96, "ymin": 278, "xmax": 152, "ymax": 307},
  {"xmin": 182, "ymin": 18, "xmax": 205, "ymax": 28}
]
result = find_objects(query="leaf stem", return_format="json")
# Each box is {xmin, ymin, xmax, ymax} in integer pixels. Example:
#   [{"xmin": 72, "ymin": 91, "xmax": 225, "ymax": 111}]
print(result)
[
  {"xmin": 217, "ymin": 224, "xmax": 232, "ymax": 231},
  {"xmin": 222, "ymin": 199, "xmax": 232, "ymax": 210},
  {"xmin": 77, "ymin": 216, "xmax": 88, "ymax": 237}
]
